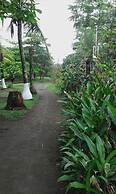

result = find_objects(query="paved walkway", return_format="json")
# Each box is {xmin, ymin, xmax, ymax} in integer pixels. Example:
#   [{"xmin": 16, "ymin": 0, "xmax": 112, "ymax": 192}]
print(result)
[{"xmin": 0, "ymin": 83, "xmax": 64, "ymax": 194}]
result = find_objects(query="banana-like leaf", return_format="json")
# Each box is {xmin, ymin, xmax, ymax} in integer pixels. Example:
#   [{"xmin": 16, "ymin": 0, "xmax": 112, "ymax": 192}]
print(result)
[
  {"xmin": 107, "ymin": 103, "xmax": 116, "ymax": 125},
  {"xmin": 75, "ymin": 119, "xmax": 86, "ymax": 132},
  {"xmin": 64, "ymin": 161, "xmax": 75, "ymax": 170},
  {"xmin": 67, "ymin": 181, "xmax": 86, "ymax": 190},
  {"xmin": 58, "ymin": 175, "xmax": 73, "ymax": 182},
  {"xmin": 74, "ymin": 147, "xmax": 90, "ymax": 161},
  {"xmin": 84, "ymin": 135, "xmax": 97, "ymax": 157},
  {"xmin": 66, "ymin": 181, "xmax": 100, "ymax": 194},
  {"xmin": 106, "ymin": 150, "xmax": 116, "ymax": 163},
  {"xmin": 64, "ymin": 152, "xmax": 77, "ymax": 163},
  {"xmin": 96, "ymin": 135, "xmax": 105, "ymax": 164},
  {"xmin": 70, "ymin": 123, "xmax": 84, "ymax": 140}
]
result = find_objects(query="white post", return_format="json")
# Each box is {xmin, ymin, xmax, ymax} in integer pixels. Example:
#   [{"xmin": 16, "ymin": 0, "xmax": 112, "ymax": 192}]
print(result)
[
  {"xmin": 95, "ymin": 25, "xmax": 98, "ymax": 53},
  {"xmin": 1, "ymin": 78, "xmax": 7, "ymax": 89},
  {"xmin": 22, "ymin": 83, "xmax": 33, "ymax": 100}
]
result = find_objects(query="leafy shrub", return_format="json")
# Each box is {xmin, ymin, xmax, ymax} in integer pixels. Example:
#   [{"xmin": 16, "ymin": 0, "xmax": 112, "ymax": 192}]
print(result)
[{"xmin": 59, "ymin": 65, "xmax": 116, "ymax": 194}]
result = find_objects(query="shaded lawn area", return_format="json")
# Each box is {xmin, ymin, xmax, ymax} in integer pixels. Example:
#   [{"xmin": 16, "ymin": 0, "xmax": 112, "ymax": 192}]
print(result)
[{"xmin": 0, "ymin": 83, "xmax": 38, "ymax": 120}]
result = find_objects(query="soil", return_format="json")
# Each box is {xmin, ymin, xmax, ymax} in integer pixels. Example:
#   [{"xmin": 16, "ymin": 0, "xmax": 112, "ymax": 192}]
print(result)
[{"xmin": 0, "ymin": 83, "xmax": 65, "ymax": 194}]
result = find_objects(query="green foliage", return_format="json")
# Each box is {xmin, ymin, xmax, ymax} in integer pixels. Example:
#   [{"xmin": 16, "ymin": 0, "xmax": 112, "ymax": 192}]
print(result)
[
  {"xmin": 24, "ymin": 32, "xmax": 53, "ymax": 79},
  {"xmin": 54, "ymin": 63, "xmax": 83, "ymax": 93},
  {"xmin": 0, "ymin": 0, "xmax": 43, "ymax": 84},
  {"xmin": 69, "ymin": 0, "xmax": 115, "ymax": 65},
  {"xmin": 58, "ymin": 64, "xmax": 116, "ymax": 193},
  {"xmin": 3, "ymin": 47, "xmax": 22, "ymax": 80},
  {"xmin": 3, "ymin": 0, "xmax": 41, "ymax": 26},
  {"xmin": 47, "ymin": 83, "xmax": 59, "ymax": 94}
]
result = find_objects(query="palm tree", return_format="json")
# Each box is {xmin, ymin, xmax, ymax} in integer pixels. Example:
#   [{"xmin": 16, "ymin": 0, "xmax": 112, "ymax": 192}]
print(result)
[
  {"xmin": 26, "ymin": 23, "xmax": 51, "ymax": 60},
  {"xmin": 4, "ymin": 0, "xmax": 41, "ymax": 99},
  {"xmin": 24, "ymin": 28, "xmax": 51, "ymax": 93}
]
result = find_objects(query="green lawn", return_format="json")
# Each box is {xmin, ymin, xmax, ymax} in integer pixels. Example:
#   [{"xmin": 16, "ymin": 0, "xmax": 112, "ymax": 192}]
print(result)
[
  {"xmin": 34, "ymin": 76, "xmax": 51, "ymax": 83},
  {"xmin": 47, "ymin": 82, "xmax": 59, "ymax": 94},
  {"xmin": 0, "ymin": 83, "xmax": 39, "ymax": 120}
]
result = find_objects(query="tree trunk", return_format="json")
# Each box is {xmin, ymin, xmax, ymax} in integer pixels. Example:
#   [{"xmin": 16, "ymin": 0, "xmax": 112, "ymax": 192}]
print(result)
[
  {"xmin": 0, "ymin": 52, "xmax": 7, "ymax": 89},
  {"xmin": 29, "ymin": 47, "xmax": 33, "ymax": 87},
  {"xmin": 17, "ymin": 20, "xmax": 27, "ymax": 83},
  {"xmin": 29, "ymin": 47, "xmax": 37, "ymax": 94},
  {"xmin": 17, "ymin": 20, "xmax": 32, "ymax": 100},
  {"xmin": 86, "ymin": 58, "xmax": 91, "ymax": 76}
]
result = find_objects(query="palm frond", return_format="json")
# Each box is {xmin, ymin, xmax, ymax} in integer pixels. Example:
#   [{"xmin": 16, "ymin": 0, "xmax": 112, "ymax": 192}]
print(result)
[{"xmin": 25, "ymin": 23, "xmax": 51, "ymax": 60}]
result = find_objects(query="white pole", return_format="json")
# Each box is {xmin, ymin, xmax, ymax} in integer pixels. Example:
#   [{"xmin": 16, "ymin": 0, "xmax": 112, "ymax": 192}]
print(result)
[{"xmin": 1, "ymin": 78, "xmax": 7, "ymax": 89}]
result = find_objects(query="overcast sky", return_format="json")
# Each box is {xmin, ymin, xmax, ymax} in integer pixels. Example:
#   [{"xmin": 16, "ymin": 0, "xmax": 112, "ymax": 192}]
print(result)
[{"xmin": 0, "ymin": 0, "xmax": 75, "ymax": 63}]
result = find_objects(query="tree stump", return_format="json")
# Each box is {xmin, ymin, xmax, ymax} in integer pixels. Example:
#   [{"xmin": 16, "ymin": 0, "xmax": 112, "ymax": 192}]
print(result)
[{"xmin": 5, "ymin": 91, "xmax": 26, "ymax": 110}]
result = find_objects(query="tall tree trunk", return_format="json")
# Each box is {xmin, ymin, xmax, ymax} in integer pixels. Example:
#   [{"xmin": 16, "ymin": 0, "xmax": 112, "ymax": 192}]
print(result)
[
  {"xmin": 17, "ymin": 20, "xmax": 32, "ymax": 100},
  {"xmin": 29, "ymin": 47, "xmax": 33, "ymax": 86},
  {"xmin": 86, "ymin": 58, "xmax": 91, "ymax": 76},
  {"xmin": 29, "ymin": 47, "xmax": 37, "ymax": 94},
  {"xmin": 0, "ymin": 52, "xmax": 4, "ymax": 79},
  {"xmin": 0, "ymin": 52, "xmax": 7, "ymax": 89},
  {"xmin": 17, "ymin": 20, "xmax": 27, "ymax": 83}
]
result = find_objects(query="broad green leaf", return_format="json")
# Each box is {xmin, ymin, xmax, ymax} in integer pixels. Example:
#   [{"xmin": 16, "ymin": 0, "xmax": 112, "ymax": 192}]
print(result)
[
  {"xmin": 107, "ymin": 103, "xmax": 116, "ymax": 125},
  {"xmin": 74, "ymin": 147, "xmax": 90, "ymax": 161},
  {"xmin": 87, "ymin": 82, "xmax": 93, "ymax": 94},
  {"xmin": 75, "ymin": 119, "xmax": 86, "ymax": 131},
  {"xmin": 67, "ymin": 181, "xmax": 86, "ymax": 191},
  {"xmin": 86, "ymin": 169, "xmax": 91, "ymax": 189},
  {"xmin": 83, "ymin": 113, "xmax": 94, "ymax": 128},
  {"xmin": 84, "ymin": 135, "xmax": 97, "ymax": 157},
  {"xmin": 70, "ymin": 123, "xmax": 84, "ymax": 140},
  {"xmin": 58, "ymin": 175, "xmax": 73, "ymax": 182},
  {"xmin": 90, "ymin": 99, "xmax": 96, "ymax": 112},
  {"xmin": 96, "ymin": 135, "xmax": 105, "ymax": 164},
  {"xmin": 64, "ymin": 152, "xmax": 77, "ymax": 163},
  {"xmin": 96, "ymin": 159, "xmax": 103, "ymax": 171},
  {"xmin": 106, "ymin": 150, "xmax": 116, "ymax": 163},
  {"xmin": 64, "ymin": 161, "xmax": 74, "ymax": 170}
]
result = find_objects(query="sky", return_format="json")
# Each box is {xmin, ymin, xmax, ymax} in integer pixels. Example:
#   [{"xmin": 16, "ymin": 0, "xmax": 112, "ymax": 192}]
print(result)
[{"xmin": 0, "ymin": 0, "xmax": 75, "ymax": 63}]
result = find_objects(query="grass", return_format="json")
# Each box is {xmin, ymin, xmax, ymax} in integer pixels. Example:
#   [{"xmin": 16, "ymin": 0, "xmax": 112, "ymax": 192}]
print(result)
[
  {"xmin": 11, "ymin": 83, "xmax": 23, "ymax": 92},
  {"xmin": 47, "ymin": 82, "xmax": 59, "ymax": 94},
  {"xmin": 0, "ymin": 83, "xmax": 39, "ymax": 120},
  {"xmin": 34, "ymin": 76, "xmax": 51, "ymax": 83}
]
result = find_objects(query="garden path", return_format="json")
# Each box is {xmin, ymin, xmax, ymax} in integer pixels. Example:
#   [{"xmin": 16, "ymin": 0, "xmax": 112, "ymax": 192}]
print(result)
[{"xmin": 0, "ymin": 83, "xmax": 64, "ymax": 194}]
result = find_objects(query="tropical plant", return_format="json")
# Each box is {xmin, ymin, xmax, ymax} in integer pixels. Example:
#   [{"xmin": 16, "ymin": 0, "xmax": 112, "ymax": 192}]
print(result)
[
  {"xmin": 58, "ymin": 64, "xmax": 116, "ymax": 193},
  {"xmin": 0, "ymin": 0, "xmax": 42, "ymax": 99},
  {"xmin": 59, "ymin": 134, "xmax": 116, "ymax": 194}
]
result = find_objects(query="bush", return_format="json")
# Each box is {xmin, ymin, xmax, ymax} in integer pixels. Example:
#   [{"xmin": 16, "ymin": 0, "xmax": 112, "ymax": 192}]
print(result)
[{"xmin": 58, "ymin": 64, "xmax": 116, "ymax": 194}]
